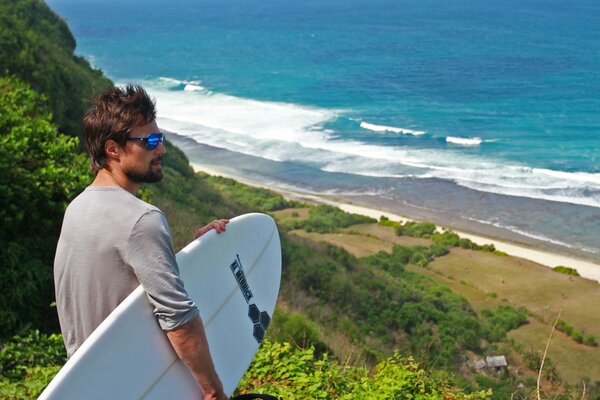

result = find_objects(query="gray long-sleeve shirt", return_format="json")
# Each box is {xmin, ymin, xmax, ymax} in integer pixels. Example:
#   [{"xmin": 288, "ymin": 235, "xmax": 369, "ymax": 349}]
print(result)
[{"xmin": 54, "ymin": 186, "xmax": 198, "ymax": 357}]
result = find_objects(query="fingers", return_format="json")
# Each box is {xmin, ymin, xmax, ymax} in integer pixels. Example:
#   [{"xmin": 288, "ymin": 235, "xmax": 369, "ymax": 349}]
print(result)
[
  {"xmin": 195, "ymin": 219, "xmax": 230, "ymax": 239},
  {"xmin": 211, "ymin": 219, "xmax": 229, "ymax": 234}
]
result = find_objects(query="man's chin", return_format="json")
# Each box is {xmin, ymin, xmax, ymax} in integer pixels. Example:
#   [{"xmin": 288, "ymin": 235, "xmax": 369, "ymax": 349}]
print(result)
[{"xmin": 125, "ymin": 169, "xmax": 163, "ymax": 183}]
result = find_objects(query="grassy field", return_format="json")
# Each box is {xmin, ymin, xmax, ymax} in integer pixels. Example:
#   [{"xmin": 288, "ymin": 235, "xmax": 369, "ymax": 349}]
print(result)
[{"xmin": 272, "ymin": 209, "xmax": 600, "ymax": 386}]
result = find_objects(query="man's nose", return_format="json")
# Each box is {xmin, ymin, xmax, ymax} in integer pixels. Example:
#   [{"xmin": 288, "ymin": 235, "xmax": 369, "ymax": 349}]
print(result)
[{"xmin": 156, "ymin": 142, "xmax": 166, "ymax": 155}]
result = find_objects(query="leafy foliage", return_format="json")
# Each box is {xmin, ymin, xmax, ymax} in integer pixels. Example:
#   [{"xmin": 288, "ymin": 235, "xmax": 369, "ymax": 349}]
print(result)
[
  {"xmin": 282, "ymin": 236, "xmax": 496, "ymax": 367},
  {"xmin": 556, "ymin": 320, "xmax": 597, "ymax": 347},
  {"xmin": 236, "ymin": 340, "xmax": 491, "ymax": 399},
  {"xmin": 553, "ymin": 266, "xmax": 580, "ymax": 276},
  {"xmin": 0, "ymin": 330, "xmax": 66, "ymax": 399},
  {"xmin": 380, "ymin": 217, "xmax": 497, "ymax": 253},
  {"xmin": 0, "ymin": 0, "xmax": 112, "ymax": 137},
  {"xmin": 0, "ymin": 76, "xmax": 90, "ymax": 336},
  {"xmin": 480, "ymin": 305, "xmax": 529, "ymax": 342},
  {"xmin": 204, "ymin": 175, "xmax": 300, "ymax": 213},
  {"xmin": 266, "ymin": 307, "xmax": 329, "ymax": 356},
  {"xmin": 287, "ymin": 204, "xmax": 375, "ymax": 233},
  {"xmin": 396, "ymin": 221, "xmax": 437, "ymax": 238}
]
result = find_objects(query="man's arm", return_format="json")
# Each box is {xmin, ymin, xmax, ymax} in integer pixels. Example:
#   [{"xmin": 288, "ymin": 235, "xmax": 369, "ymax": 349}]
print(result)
[{"xmin": 165, "ymin": 316, "xmax": 228, "ymax": 400}]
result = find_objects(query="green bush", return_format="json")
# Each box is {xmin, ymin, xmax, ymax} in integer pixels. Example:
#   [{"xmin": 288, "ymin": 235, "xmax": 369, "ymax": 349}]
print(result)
[
  {"xmin": 431, "ymin": 231, "xmax": 460, "ymax": 247},
  {"xmin": 474, "ymin": 374, "xmax": 526, "ymax": 400},
  {"xmin": 0, "ymin": 77, "xmax": 90, "ymax": 336},
  {"xmin": 236, "ymin": 340, "xmax": 491, "ymax": 399},
  {"xmin": 555, "ymin": 319, "xmax": 597, "ymax": 347},
  {"xmin": 396, "ymin": 221, "xmax": 436, "ymax": 237},
  {"xmin": 0, "ymin": 330, "xmax": 66, "ymax": 399},
  {"xmin": 553, "ymin": 266, "xmax": 580, "ymax": 276},
  {"xmin": 583, "ymin": 335, "xmax": 598, "ymax": 347},
  {"xmin": 481, "ymin": 305, "xmax": 528, "ymax": 342},
  {"xmin": 0, "ymin": 0, "xmax": 112, "ymax": 137},
  {"xmin": 572, "ymin": 331, "xmax": 584, "ymax": 344},
  {"xmin": 290, "ymin": 204, "xmax": 375, "ymax": 233},
  {"xmin": 429, "ymin": 244, "xmax": 450, "ymax": 258},
  {"xmin": 267, "ymin": 308, "xmax": 329, "ymax": 356},
  {"xmin": 379, "ymin": 215, "xmax": 399, "ymax": 228},
  {"xmin": 457, "ymin": 238, "xmax": 478, "ymax": 249},
  {"xmin": 203, "ymin": 175, "xmax": 299, "ymax": 213},
  {"xmin": 391, "ymin": 223, "xmax": 502, "ymax": 256}
]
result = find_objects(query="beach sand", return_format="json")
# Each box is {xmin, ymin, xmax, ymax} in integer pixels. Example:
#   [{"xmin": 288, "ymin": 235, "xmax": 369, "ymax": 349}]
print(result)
[{"xmin": 192, "ymin": 163, "xmax": 600, "ymax": 283}]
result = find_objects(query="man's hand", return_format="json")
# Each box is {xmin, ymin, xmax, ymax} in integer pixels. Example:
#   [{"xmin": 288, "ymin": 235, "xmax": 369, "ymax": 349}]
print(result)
[
  {"xmin": 195, "ymin": 219, "xmax": 230, "ymax": 239},
  {"xmin": 165, "ymin": 317, "xmax": 228, "ymax": 399}
]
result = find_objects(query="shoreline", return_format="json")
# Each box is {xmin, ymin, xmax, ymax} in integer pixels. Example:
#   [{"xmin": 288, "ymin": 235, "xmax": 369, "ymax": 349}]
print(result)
[{"xmin": 192, "ymin": 163, "xmax": 600, "ymax": 283}]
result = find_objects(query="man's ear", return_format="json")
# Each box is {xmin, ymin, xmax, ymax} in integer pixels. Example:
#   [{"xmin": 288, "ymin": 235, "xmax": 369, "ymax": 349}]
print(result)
[{"xmin": 104, "ymin": 139, "xmax": 122, "ymax": 162}]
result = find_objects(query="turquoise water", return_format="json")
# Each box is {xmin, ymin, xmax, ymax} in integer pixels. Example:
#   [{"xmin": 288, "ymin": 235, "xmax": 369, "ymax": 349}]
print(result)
[{"xmin": 48, "ymin": 0, "xmax": 600, "ymax": 259}]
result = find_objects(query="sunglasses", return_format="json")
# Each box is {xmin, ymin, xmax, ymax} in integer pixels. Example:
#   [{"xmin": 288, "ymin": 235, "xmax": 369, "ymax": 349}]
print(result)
[{"xmin": 126, "ymin": 133, "xmax": 165, "ymax": 150}]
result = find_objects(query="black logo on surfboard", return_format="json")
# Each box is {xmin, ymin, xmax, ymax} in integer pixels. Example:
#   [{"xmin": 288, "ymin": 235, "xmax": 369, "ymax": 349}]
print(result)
[{"xmin": 230, "ymin": 254, "xmax": 270, "ymax": 344}]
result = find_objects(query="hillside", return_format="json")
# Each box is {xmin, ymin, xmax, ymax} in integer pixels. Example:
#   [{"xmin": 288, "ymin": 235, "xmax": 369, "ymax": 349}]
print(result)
[
  {"xmin": 1, "ymin": 1, "xmax": 597, "ymax": 399},
  {"xmin": 0, "ymin": 0, "xmax": 112, "ymax": 137},
  {"xmin": 272, "ymin": 206, "xmax": 600, "ymax": 392}
]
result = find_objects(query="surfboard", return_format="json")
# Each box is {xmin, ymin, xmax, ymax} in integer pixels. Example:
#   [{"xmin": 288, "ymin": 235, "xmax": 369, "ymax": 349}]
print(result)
[{"xmin": 39, "ymin": 213, "xmax": 281, "ymax": 399}]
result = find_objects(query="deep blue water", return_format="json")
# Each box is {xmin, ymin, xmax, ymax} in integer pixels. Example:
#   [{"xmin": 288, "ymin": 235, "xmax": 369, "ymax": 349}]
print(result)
[{"xmin": 48, "ymin": 0, "xmax": 600, "ymax": 259}]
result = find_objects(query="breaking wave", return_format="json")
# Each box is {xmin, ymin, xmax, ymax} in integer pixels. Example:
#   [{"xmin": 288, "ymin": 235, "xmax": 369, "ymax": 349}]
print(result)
[
  {"xmin": 360, "ymin": 121, "xmax": 426, "ymax": 136},
  {"xmin": 140, "ymin": 77, "xmax": 600, "ymax": 209}
]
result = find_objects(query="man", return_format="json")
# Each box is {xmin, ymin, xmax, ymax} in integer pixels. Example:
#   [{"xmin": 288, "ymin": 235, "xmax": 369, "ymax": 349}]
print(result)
[{"xmin": 54, "ymin": 84, "xmax": 228, "ymax": 400}]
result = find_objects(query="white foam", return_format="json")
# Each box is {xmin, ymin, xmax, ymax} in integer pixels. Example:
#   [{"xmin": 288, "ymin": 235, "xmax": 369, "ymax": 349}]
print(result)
[
  {"xmin": 137, "ymin": 78, "xmax": 600, "ymax": 209},
  {"xmin": 360, "ymin": 121, "xmax": 425, "ymax": 136},
  {"xmin": 446, "ymin": 136, "xmax": 483, "ymax": 145},
  {"xmin": 183, "ymin": 83, "xmax": 205, "ymax": 92},
  {"xmin": 158, "ymin": 77, "xmax": 183, "ymax": 85},
  {"xmin": 531, "ymin": 168, "xmax": 600, "ymax": 185},
  {"xmin": 465, "ymin": 217, "xmax": 600, "ymax": 254}
]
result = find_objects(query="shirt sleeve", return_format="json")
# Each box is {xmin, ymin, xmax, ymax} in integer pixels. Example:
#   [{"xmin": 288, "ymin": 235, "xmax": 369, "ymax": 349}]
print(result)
[{"xmin": 125, "ymin": 209, "xmax": 199, "ymax": 330}]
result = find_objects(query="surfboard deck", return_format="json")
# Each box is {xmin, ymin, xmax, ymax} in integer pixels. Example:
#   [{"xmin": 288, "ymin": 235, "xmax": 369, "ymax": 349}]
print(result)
[{"xmin": 39, "ymin": 213, "xmax": 281, "ymax": 399}]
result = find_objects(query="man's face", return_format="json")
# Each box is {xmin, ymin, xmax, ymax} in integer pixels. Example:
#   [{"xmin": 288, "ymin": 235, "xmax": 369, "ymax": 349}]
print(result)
[{"xmin": 122, "ymin": 120, "xmax": 166, "ymax": 183}]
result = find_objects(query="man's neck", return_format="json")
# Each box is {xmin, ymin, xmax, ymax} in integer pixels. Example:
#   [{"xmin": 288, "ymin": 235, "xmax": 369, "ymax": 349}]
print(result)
[{"xmin": 91, "ymin": 168, "xmax": 140, "ymax": 195}]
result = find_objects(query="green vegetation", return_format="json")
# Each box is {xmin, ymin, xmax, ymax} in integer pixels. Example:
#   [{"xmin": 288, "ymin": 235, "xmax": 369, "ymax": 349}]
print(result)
[
  {"xmin": 266, "ymin": 308, "xmax": 329, "ymax": 356},
  {"xmin": 0, "ymin": 0, "xmax": 110, "ymax": 334},
  {"xmin": 0, "ymin": 331, "xmax": 66, "ymax": 399},
  {"xmin": 281, "ymin": 236, "xmax": 528, "ymax": 369},
  {"xmin": 0, "ymin": 332, "xmax": 490, "ymax": 400},
  {"xmin": 0, "ymin": 0, "xmax": 112, "ymax": 137},
  {"xmin": 553, "ymin": 266, "xmax": 580, "ymax": 276},
  {"xmin": 480, "ymin": 305, "xmax": 528, "ymax": 342},
  {"xmin": 380, "ymin": 216, "xmax": 497, "ymax": 253},
  {"xmin": 523, "ymin": 349, "xmax": 560, "ymax": 384},
  {"xmin": 203, "ymin": 175, "xmax": 300, "ymax": 213},
  {"xmin": 0, "ymin": 76, "xmax": 90, "ymax": 336},
  {"xmin": 556, "ymin": 320, "xmax": 597, "ymax": 347},
  {"xmin": 286, "ymin": 204, "xmax": 375, "ymax": 233},
  {"xmin": 235, "ymin": 340, "xmax": 490, "ymax": 399}
]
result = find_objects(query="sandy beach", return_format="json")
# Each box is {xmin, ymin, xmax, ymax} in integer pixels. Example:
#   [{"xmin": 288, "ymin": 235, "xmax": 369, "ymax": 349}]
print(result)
[{"xmin": 192, "ymin": 163, "xmax": 600, "ymax": 283}]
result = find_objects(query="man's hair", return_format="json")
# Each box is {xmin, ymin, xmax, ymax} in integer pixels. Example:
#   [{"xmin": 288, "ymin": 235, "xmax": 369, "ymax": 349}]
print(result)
[{"xmin": 84, "ymin": 84, "xmax": 156, "ymax": 172}]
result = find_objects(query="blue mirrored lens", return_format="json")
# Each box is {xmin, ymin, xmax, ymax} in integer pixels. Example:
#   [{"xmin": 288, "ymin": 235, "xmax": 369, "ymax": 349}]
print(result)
[{"xmin": 145, "ymin": 133, "xmax": 164, "ymax": 150}]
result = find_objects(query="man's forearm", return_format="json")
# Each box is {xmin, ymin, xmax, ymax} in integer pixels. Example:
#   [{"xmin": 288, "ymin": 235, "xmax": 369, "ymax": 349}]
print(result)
[{"xmin": 165, "ymin": 316, "xmax": 226, "ymax": 399}]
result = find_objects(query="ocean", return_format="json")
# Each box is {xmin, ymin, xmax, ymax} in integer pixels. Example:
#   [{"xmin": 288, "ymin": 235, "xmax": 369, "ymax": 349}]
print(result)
[{"xmin": 48, "ymin": 0, "xmax": 600, "ymax": 261}]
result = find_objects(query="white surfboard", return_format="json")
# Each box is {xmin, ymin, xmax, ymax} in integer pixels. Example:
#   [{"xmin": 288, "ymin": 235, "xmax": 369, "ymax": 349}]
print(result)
[{"xmin": 39, "ymin": 213, "xmax": 281, "ymax": 399}]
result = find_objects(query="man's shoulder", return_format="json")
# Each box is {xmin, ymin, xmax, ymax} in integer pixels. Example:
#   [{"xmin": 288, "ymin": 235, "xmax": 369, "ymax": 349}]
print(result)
[{"xmin": 67, "ymin": 186, "xmax": 163, "ymax": 220}]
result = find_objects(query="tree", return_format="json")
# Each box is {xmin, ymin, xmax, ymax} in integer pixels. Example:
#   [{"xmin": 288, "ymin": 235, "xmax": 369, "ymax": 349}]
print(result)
[
  {"xmin": 0, "ymin": 0, "xmax": 112, "ymax": 138},
  {"xmin": 0, "ymin": 76, "xmax": 90, "ymax": 336}
]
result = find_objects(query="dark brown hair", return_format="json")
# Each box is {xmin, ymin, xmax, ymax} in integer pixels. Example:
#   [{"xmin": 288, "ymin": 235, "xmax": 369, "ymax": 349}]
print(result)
[{"xmin": 84, "ymin": 84, "xmax": 156, "ymax": 172}]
